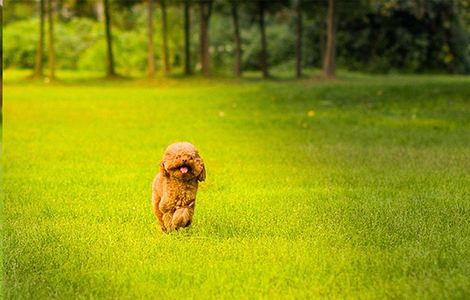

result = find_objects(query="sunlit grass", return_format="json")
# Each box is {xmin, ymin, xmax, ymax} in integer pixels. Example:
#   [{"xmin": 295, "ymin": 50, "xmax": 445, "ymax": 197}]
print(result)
[{"xmin": 3, "ymin": 70, "xmax": 470, "ymax": 298}]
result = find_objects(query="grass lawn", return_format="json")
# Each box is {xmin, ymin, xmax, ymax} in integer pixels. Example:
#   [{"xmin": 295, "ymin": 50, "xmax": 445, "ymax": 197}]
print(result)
[{"xmin": 3, "ymin": 71, "xmax": 470, "ymax": 299}]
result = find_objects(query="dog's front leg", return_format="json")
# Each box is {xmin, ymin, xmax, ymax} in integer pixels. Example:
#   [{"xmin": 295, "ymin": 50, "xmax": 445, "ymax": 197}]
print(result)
[
  {"xmin": 159, "ymin": 197, "xmax": 176, "ymax": 232},
  {"xmin": 159, "ymin": 213, "xmax": 171, "ymax": 232}
]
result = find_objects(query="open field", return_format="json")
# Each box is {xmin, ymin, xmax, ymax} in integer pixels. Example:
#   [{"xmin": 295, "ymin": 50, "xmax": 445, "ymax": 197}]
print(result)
[{"xmin": 3, "ymin": 71, "xmax": 470, "ymax": 298}]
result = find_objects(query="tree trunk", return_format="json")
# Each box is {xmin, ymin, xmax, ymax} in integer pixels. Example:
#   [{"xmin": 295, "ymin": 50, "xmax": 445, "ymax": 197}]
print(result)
[
  {"xmin": 184, "ymin": 0, "xmax": 191, "ymax": 75},
  {"xmin": 147, "ymin": 0, "xmax": 155, "ymax": 77},
  {"xmin": 33, "ymin": 0, "xmax": 45, "ymax": 78},
  {"xmin": 103, "ymin": 0, "xmax": 116, "ymax": 77},
  {"xmin": 295, "ymin": 1, "xmax": 303, "ymax": 78},
  {"xmin": 199, "ymin": 0, "xmax": 213, "ymax": 76},
  {"xmin": 47, "ymin": 0, "xmax": 56, "ymax": 80},
  {"xmin": 258, "ymin": 1, "xmax": 269, "ymax": 78},
  {"xmin": 160, "ymin": 0, "xmax": 170, "ymax": 74},
  {"xmin": 94, "ymin": 1, "xmax": 104, "ymax": 21},
  {"xmin": 231, "ymin": 0, "xmax": 242, "ymax": 77},
  {"xmin": 322, "ymin": 0, "xmax": 336, "ymax": 78}
]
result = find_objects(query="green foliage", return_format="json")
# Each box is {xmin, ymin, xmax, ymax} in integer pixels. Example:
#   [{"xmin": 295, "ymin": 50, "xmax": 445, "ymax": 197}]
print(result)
[
  {"xmin": 3, "ymin": 19, "xmax": 38, "ymax": 68},
  {"xmin": 4, "ymin": 18, "xmax": 103, "ymax": 70},
  {"xmin": 242, "ymin": 18, "xmax": 296, "ymax": 71},
  {"xmin": 56, "ymin": 18, "xmax": 104, "ymax": 69},
  {"xmin": 208, "ymin": 13, "xmax": 234, "ymax": 71},
  {"xmin": 4, "ymin": 72, "xmax": 470, "ymax": 298},
  {"xmin": 3, "ymin": 1, "xmax": 470, "ymax": 74},
  {"xmin": 341, "ymin": 0, "xmax": 470, "ymax": 73},
  {"xmin": 77, "ymin": 28, "xmax": 148, "ymax": 75},
  {"xmin": 4, "ymin": 6, "xmax": 185, "ymax": 76},
  {"xmin": 3, "ymin": 0, "xmax": 37, "ymax": 24}
]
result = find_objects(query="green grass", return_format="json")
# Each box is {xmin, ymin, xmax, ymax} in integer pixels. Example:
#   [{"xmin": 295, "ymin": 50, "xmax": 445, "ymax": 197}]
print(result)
[{"xmin": 3, "ymin": 70, "xmax": 470, "ymax": 299}]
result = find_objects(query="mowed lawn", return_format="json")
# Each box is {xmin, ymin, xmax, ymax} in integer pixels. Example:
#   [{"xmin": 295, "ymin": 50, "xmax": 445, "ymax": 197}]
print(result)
[{"xmin": 3, "ymin": 72, "xmax": 470, "ymax": 299}]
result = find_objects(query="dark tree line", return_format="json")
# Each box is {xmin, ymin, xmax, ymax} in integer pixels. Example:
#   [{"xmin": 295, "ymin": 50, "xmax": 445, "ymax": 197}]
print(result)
[{"xmin": 28, "ymin": 0, "xmax": 470, "ymax": 80}]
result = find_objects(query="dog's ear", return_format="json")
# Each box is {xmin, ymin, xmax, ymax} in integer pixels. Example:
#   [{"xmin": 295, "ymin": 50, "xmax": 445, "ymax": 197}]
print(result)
[
  {"xmin": 160, "ymin": 160, "xmax": 169, "ymax": 177},
  {"xmin": 194, "ymin": 151, "xmax": 206, "ymax": 182},
  {"xmin": 197, "ymin": 162, "xmax": 206, "ymax": 182}
]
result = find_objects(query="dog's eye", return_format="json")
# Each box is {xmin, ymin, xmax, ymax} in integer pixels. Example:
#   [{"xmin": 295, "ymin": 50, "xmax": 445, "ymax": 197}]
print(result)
[{"xmin": 176, "ymin": 155, "xmax": 181, "ymax": 159}]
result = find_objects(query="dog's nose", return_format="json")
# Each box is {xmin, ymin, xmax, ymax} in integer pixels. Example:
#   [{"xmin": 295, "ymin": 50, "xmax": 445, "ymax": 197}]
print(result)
[{"xmin": 182, "ymin": 159, "xmax": 187, "ymax": 163}]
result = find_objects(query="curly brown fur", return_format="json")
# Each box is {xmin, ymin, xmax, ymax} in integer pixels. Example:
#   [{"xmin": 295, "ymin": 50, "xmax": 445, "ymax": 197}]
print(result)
[{"xmin": 152, "ymin": 142, "xmax": 205, "ymax": 232}]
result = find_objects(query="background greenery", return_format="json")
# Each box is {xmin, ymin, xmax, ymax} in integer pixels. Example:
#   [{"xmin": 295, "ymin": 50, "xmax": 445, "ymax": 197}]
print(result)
[
  {"xmin": 4, "ymin": 0, "xmax": 470, "ymax": 76},
  {"xmin": 3, "ymin": 70, "xmax": 470, "ymax": 298}
]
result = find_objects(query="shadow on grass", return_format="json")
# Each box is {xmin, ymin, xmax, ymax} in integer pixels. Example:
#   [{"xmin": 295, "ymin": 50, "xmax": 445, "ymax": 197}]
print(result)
[
  {"xmin": 5, "ymin": 69, "xmax": 470, "ymax": 94},
  {"xmin": 4, "ymin": 68, "xmax": 330, "ymax": 87}
]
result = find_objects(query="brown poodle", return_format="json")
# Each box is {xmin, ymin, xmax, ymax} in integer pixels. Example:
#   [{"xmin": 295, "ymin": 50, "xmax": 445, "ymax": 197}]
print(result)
[{"xmin": 152, "ymin": 142, "xmax": 206, "ymax": 232}]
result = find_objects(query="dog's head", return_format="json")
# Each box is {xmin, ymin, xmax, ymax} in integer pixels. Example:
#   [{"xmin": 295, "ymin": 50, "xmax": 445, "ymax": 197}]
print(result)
[{"xmin": 160, "ymin": 142, "xmax": 206, "ymax": 181}]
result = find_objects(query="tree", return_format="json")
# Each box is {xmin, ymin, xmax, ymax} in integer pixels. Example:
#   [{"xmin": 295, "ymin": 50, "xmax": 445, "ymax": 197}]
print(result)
[
  {"xmin": 231, "ymin": 0, "xmax": 242, "ymax": 77},
  {"xmin": 47, "ymin": 0, "xmax": 56, "ymax": 80},
  {"xmin": 295, "ymin": 0, "xmax": 303, "ymax": 78},
  {"xmin": 199, "ymin": 0, "xmax": 213, "ymax": 76},
  {"xmin": 322, "ymin": 0, "xmax": 336, "ymax": 78},
  {"xmin": 183, "ymin": 0, "xmax": 191, "ymax": 75},
  {"xmin": 103, "ymin": 0, "xmax": 116, "ymax": 77},
  {"xmin": 33, "ymin": 0, "xmax": 46, "ymax": 78},
  {"xmin": 371, "ymin": 0, "xmax": 470, "ymax": 73},
  {"xmin": 258, "ymin": 0, "xmax": 269, "ymax": 78},
  {"xmin": 147, "ymin": 0, "xmax": 155, "ymax": 77},
  {"xmin": 159, "ymin": 0, "xmax": 170, "ymax": 74},
  {"xmin": 244, "ymin": 0, "xmax": 288, "ymax": 78}
]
